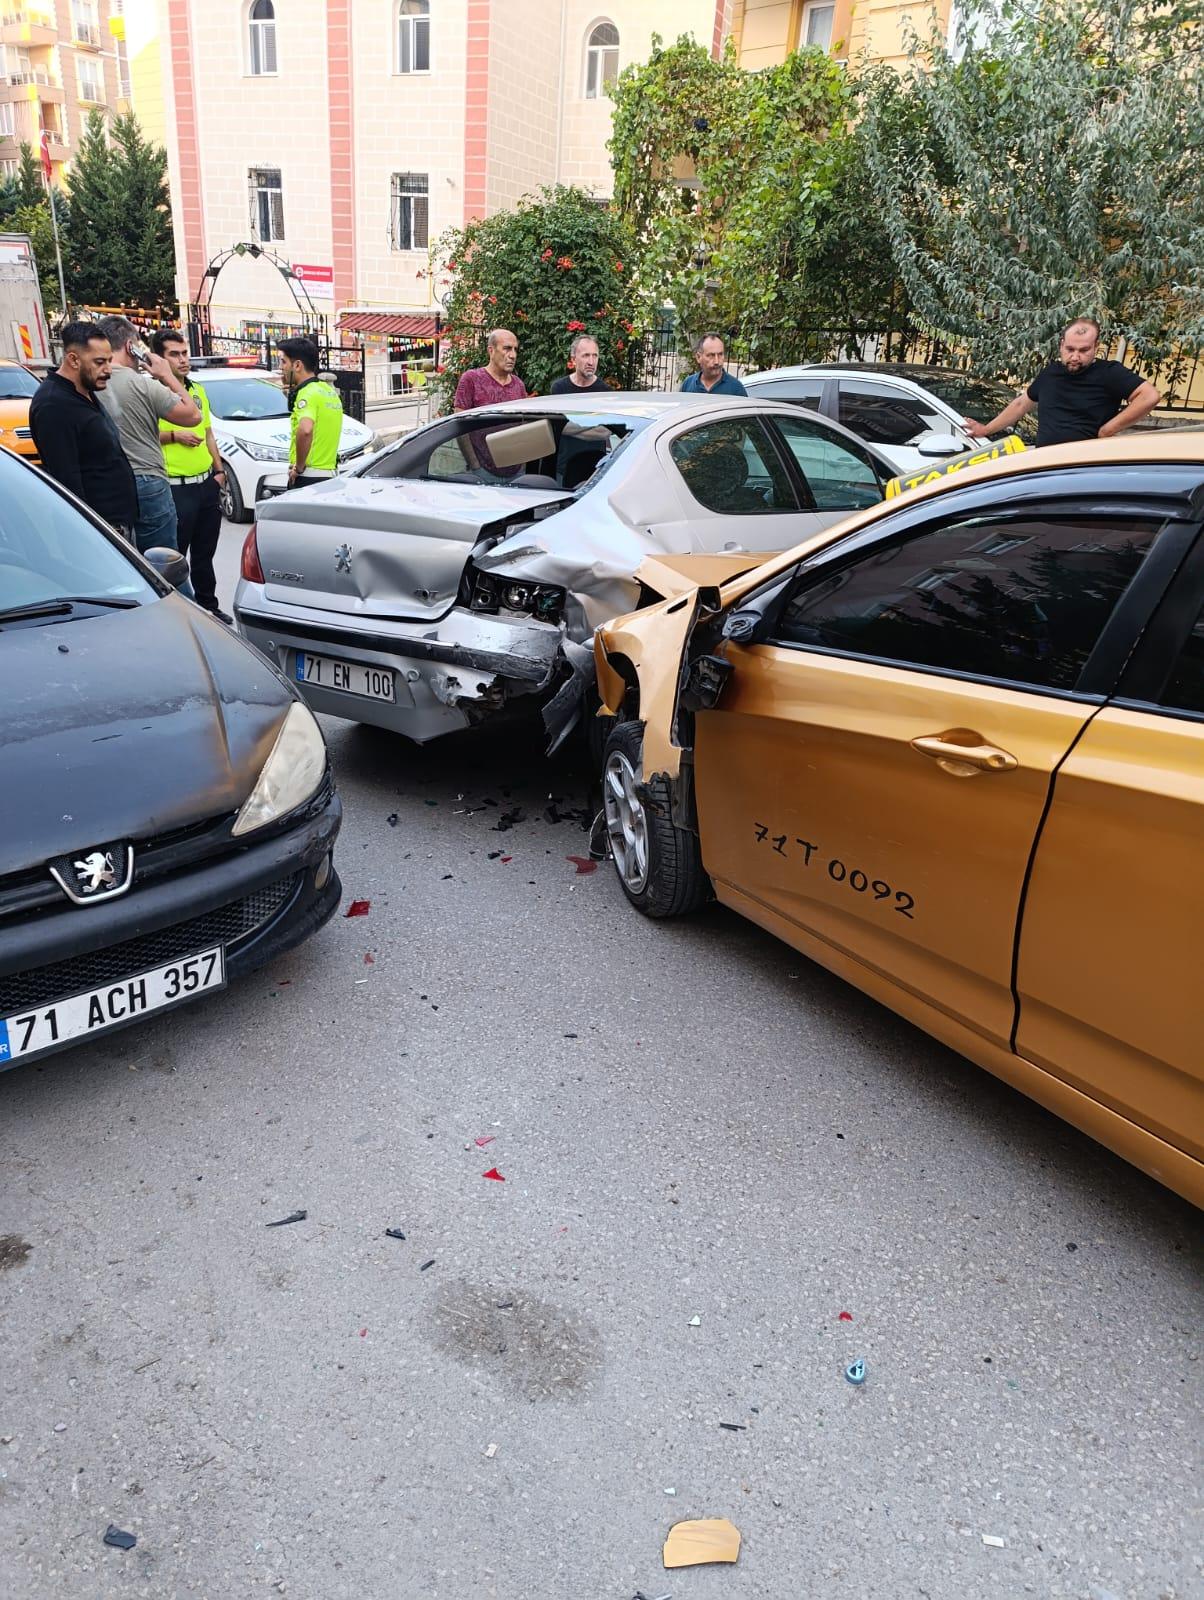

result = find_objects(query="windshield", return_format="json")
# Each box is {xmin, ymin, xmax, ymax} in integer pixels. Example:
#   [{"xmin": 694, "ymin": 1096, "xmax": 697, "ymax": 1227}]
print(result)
[
  {"xmin": 197, "ymin": 377, "xmax": 289, "ymax": 421},
  {"xmin": 0, "ymin": 454, "xmax": 157, "ymax": 616},
  {"xmin": 363, "ymin": 410, "xmax": 651, "ymax": 490},
  {"xmin": 919, "ymin": 372, "xmax": 1039, "ymax": 443},
  {"xmin": 0, "ymin": 365, "xmax": 40, "ymax": 400}
]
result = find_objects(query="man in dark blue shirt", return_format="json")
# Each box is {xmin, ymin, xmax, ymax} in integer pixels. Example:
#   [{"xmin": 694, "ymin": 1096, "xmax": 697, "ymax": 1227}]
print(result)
[
  {"xmin": 680, "ymin": 332, "xmax": 748, "ymax": 397},
  {"xmin": 28, "ymin": 320, "xmax": 138, "ymax": 532},
  {"xmin": 965, "ymin": 318, "xmax": 1161, "ymax": 447}
]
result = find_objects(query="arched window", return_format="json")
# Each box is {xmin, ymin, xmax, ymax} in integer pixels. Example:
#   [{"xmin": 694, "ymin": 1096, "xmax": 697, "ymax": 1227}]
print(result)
[
  {"xmin": 397, "ymin": 0, "xmax": 430, "ymax": 74},
  {"xmin": 248, "ymin": 0, "xmax": 277, "ymax": 76},
  {"xmin": 584, "ymin": 20, "xmax": 618, "ymax": 98}
]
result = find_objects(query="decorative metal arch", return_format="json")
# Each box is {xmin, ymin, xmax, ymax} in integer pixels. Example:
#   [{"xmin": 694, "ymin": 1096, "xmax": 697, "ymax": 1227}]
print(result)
[{"xmin": 186, "ymin": 242, "xmax": 325, "ymax": 352}]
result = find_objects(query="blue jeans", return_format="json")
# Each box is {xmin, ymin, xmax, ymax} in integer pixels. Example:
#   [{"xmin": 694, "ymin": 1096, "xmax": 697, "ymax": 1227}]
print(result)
[{"xmin": 133, "ymin": 473, "xmax": 195, "ymax": 599}]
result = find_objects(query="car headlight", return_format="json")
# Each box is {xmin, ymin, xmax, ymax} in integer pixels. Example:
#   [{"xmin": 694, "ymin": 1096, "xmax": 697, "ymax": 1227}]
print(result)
[
  {"xmin": 465, "ymin": 562, "xmax": 565, "ymax": 624},
  {"xmin": 241, "ymin": 440, "xmax": 291, "ymax": 462},
  {"xmin": 232, "ymin": 702, "xmax": 327, "ymax": 836}
]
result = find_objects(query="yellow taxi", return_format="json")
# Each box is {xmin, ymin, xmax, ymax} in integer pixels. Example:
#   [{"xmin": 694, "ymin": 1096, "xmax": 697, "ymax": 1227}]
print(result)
[
  {"xmin": 594, "ymin": 435, "xmax": 1204, "ymax": 1207},
  {"xmin": 0, "ymin": 356, "xmax": 43, "ymax": 461}
]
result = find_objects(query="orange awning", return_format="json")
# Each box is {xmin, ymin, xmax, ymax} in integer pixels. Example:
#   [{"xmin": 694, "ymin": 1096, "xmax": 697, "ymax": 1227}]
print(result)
[{"xmin": 338, "ymin": 312, "xmax": 439, "ymax": 337}]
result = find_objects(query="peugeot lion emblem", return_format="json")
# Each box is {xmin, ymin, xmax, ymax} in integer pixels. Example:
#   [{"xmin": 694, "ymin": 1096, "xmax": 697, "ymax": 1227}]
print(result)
[
  {"xmin": 335, "ymin": 543, "xmax": 353, "ymax": 575},
  {"xmin": 74, "ymin": 850, "xmax": 118, "ymax": 895}
]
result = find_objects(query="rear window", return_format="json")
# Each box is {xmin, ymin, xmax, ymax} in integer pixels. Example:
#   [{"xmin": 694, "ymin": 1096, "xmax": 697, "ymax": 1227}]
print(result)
[
  {"xmin": 198, "ymin": 378, "xmax": 288, "ymax": 421},
  {"xmin": 363, "ymin": 411, "xmax": 649, "ymax": 490}
]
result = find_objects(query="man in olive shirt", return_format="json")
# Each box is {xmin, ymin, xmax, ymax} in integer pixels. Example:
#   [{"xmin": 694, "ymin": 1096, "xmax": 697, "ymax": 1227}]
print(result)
[
  {"xmin": 278, "ymin": 336, "xmax": 343, "ymax": 488},
  {"xmin": 154, "ymin": 329, "xmax": 230, "ymax": 622},
  {"xmin": 965, "ymin": 318, "xmax": 1161, "ymax": 447}
]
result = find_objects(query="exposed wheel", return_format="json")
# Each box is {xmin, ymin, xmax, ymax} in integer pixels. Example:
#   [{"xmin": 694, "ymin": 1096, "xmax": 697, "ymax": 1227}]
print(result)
[
  {"xmin": 602, "ymin": 720, "xmax": 710, "ymax": 918},
  {"xmin": 218, "ymin": 462, "xmax": 248, "ymax": 523}
]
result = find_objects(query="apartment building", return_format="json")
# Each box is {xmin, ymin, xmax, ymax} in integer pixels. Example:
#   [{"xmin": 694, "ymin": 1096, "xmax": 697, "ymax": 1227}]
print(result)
[
  {"xmin": 0, "ymin": 1, "xmax": 131, "ymax": 184},
  {"xmin": 157, "ymin": 0, "xmax": 730, "ymax": 337},
  {"xmin": 733, "ymin": 0, "xmax": 953, "ymax": 69}
]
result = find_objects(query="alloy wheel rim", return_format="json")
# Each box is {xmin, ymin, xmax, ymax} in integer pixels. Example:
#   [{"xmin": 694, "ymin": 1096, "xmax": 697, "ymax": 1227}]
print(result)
[{"xmin": 603, "ymin": 749, "xmax": 649, "ymax": 894}]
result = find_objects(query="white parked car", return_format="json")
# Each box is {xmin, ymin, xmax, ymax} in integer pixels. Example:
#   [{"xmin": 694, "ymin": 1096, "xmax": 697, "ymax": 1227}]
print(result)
[
  {"xmin": 233, "ymin": 392, "xmax": 898, "ymax": 748},
  {"xmin": 188, "ymin": 365, "xmax": 377, "ymax": 522},
  {"xmin": 743, "ymin": 362, "xmax": 1039, "ymax": 475}
]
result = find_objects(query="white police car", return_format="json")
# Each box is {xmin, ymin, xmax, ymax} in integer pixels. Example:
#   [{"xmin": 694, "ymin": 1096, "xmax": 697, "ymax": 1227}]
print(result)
[{"xmin": 191, "ymin": 365, "xmax": 377, "ymax": 522}]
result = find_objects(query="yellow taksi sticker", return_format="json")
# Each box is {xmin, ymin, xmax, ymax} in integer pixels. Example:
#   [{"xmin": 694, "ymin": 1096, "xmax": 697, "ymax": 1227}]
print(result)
[{"xmin": 884, "ymin": 434, "xmax": 1027, "ymax": 499}]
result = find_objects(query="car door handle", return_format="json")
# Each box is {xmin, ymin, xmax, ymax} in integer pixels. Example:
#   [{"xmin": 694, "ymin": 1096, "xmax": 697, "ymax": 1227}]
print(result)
[{"xmin": 910, "ymin": 732, "xmax": 1019, "ymax": 777}]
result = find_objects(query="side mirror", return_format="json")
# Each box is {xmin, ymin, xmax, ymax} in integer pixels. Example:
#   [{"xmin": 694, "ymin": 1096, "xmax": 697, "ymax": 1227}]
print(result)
[
  {"xmin": 144, "ymin": 546, "xmax": 190, "ymax": 589},
  {"xmin": 720, "ymin": 569, "xmax": 795, "ymax": 645},
  {"xmin": 916, "ymin": 430, "xmax": 968, "ymax": 459}
]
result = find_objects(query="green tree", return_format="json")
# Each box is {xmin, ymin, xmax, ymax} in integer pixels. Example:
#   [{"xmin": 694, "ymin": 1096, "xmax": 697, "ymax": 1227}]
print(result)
[
  {"xmin": 863, "ymin": 0, "xmax": 1204, "ymax": 372},
  {"xmin": 608, "ymin": 35, "xmax": 892, "ymax": 361},
  {"xmin": 15, "ymin": 141, "xmax": 44, "ymax": 208},
  {"xmin": 434, "ymin": 185, "xmax": 648, "ymax": 405},
  {"xmin": 12, "ymin": 202, "xmax": 65, "ymax": 314},
  {"xmin": 64, "ymin": 110, "xmax": 175, "ymax": 308}
]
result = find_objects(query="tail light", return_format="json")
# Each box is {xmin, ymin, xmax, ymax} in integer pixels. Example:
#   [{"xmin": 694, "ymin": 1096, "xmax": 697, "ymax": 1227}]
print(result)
[{"xmin": 241, "ymin": 525, "xmax": 265, "ymax": 583}]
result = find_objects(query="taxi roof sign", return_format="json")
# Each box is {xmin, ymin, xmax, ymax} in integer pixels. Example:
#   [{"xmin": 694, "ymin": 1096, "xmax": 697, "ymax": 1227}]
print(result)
[{"xmin": 884, "ymin": 434, "xmax": 1027, "ymax": 499}]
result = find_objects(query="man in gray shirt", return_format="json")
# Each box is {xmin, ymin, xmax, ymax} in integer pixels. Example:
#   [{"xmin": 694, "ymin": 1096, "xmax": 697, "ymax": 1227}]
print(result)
[{"xmin": 97, "ymin": 315, "xmax": 200, "ymax": 558}]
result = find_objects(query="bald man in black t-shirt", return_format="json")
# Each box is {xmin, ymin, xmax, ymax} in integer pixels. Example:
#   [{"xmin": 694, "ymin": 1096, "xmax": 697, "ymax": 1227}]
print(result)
[{"xmin": 965, "ymin": 319, "xmax": 1161, "ymax": 447}]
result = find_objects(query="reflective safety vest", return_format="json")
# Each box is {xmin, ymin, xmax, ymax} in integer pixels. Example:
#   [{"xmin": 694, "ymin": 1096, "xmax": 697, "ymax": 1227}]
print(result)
[
  {"xmin": 159, "ymin": 380, "xmax": 213, "ymax": 477},
  {"xmin": 290, "ymin": 377, "xmax": 343, "ymax": 470}
]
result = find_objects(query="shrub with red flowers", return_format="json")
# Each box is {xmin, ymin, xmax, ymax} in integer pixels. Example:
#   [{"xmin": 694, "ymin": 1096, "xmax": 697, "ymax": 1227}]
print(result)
[{"xmin": 433, "ymin": 185, "xmax": 650, "ymax": 408}]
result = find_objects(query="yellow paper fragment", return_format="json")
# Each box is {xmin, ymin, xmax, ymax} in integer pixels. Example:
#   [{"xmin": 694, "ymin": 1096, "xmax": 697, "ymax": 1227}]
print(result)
[{"xmin": 663, "ymin": 1517, "xmax": 742, "ymax": 1569}]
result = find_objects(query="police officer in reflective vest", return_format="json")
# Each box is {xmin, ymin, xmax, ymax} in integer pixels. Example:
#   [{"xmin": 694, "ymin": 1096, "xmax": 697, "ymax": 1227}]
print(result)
[
  {"xmin": 277, "ymin": 336, "xmax": 343, "ymax": 489},
  {"xmin": 153, "ymin": 328, "xmax": 230, "ymax": 622}
]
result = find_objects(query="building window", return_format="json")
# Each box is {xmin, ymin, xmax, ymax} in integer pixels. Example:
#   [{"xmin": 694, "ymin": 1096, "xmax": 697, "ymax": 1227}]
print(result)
[
  {"xmin": 0, "ymin": 158, "xmax": 18, "ymax": 179},
  {"xmin": 396, "ymin": 0, "xmax": 430, "ymax": 73},
  {"xmin": 71, "ymin": 1, "xmax": 100, "ymax": 46},
  {"xmin": 800, "ymin": 1, "xmax": 835, "ymax": 51},
  {"xmin": 390, "ymin": 171, "xmax": 429, "ymax": 250},
  {"xmin": 77, "ymin": 56, "xmax": 104, "ymax": 102},
  {"xmin": 249, "ymin": 167, "xmax": 284, "ymax": 241},
  {"xmin": 248, "ymin": 0, "xmax": 277, "ymax": 77},
  {"xmin": 0, "ymin": 103, "xmax": 14, "ymax": 138},
  {"xmin": 584, "ymin": 20, "xmax": 619, "ymax": 98}
]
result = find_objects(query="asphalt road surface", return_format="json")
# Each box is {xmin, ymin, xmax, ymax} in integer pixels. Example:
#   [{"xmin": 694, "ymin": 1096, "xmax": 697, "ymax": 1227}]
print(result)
[{"xmin": 1, "ymin": 527, "xmax": 1200, "ymax": 1600}]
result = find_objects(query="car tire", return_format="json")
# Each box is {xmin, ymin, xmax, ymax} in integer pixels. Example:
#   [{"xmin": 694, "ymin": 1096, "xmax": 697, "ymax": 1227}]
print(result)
[
  {"xmin": 602, "ymin": 719, "xmax": 710, "ymax": 918},
  {"xmin": 218, "ymin": 462, "xmax": 248, "ymax": 523}
]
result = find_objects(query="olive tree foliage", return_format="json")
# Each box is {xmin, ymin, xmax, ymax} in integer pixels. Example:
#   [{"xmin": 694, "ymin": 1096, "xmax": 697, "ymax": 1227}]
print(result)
[
  {"xmin": 608, "ymin": 36, "xmax": 881, "ymax": 363},
  {"xmin": 863, "ymin": 0, "xmax": 1204, "ymax": 371}
]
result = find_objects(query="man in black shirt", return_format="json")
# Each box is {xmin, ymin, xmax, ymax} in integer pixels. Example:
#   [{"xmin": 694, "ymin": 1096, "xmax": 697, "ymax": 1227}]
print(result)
[
  {"xmin": 29, "ymin": 320, "xmax": 138, "ymax": 532},
  {"xmin": 965, "ymin": 318, "xmax": 1161, "ymax": 447},
  {"xmin": 549, "ymin": 335, "xmax": 609, "ymax": 395}
]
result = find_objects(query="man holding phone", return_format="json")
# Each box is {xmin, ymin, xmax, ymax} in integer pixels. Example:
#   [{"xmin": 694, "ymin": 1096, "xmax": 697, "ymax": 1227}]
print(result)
[
  {"xmin": 96, "ymin": 315, "xmax": 200, "ymax": 560},
  {"xmin": 153, "ymin": 328, "xmax": 230, "ymax": 622}
]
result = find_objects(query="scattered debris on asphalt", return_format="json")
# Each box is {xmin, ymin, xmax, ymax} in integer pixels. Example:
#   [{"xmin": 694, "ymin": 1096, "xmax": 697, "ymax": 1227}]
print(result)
[
  {"xmin": 663, "ymin": 1517, "xmax": 741, "ymax": 1569},
  {"xmin": 103, "ymin": 1526, "xmax": 137, "ymax": 1551},
  {"xmin": 688, "ymin": 1315, "xmax": 701, "ymax": 1327},
  {"xmin": 634, "ymin": 1591, "xmax": 673, "ymax": 1600},
  {"xmin": 0, "ymin": 1235, "xmax": 32, "ymax": 1270},
  {"xmin": 487, "ymin": 851, "xmax": 503, "ymax": 860},
  {"xmin": 1067, "ymin": 1242, "xmax": 1078, "ymax": 1252},
  {"xmin": 344, "ymin": 900, "xmax": 371, "ymax": 918},
  {"xmin": 567, "ymin": 855, "xmax": 597, "ymax": 875},
  {"xmin": 664, "ymin": 1487, "xmax": 676, "ymax": 1496},
  {"xmin": 385, "ymin": 1229, "xmax": 406, "ymax": 1241},
  {"xmin": 845, "ymin": 1358, "xmax": 867, "ymax": 1385},
  {"xmin": 719, "ymin": 1422, "xmax": 747, "ymax": 1432},
  {"xmin": 474, "ymin": 1136, "xmax": 496, "ymax": 1148},
  {"xmin": 482, "ymin": 1168, "xmax": 505, "ymax": 1182},
  {"xmin": 494, "ymin": 807, "xmax": 525, "ymax": 831},
  {"xmin": 838, "ymin": 1311, "xmax": 853, "ymax": 1322},
  {"xmin": 265, "ymin": 1210, "xmax": 307, "ymax": 1228},
  {"xmin": 363, "ymin": 953, "xmax": 375, "ymax": 964},
  {"xmin": 982, "ymin": 1534, "xmax": 1006, "ymax": 1548},
  {"xmin": 386, "ymin": 813, "xmax": 398, "ymax": 827},
  {"xmin": 53, "ymin": 1422, "xmax": 66, "ymax": 1433},
  {"xmin": 484, "ymin": 1441, "xmax": 498, "ymax": 1459},
  {"xmin": 359, "ymin": 1328, "xmax": 367, "ymax": 1338},
  {"xmin": 420, "ymin": 1259, "xmax": 435, "ymax": 1271}
]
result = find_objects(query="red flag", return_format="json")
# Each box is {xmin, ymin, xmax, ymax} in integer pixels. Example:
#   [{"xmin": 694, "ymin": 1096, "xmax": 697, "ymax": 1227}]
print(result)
[{"xmin": 39, "ymin": 129, "xmax": 52, "ymax": 185}]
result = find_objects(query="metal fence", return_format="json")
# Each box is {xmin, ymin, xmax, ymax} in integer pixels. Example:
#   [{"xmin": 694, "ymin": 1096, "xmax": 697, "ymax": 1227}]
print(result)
[{"xmin": 183, "ymin": 325, "xmax": 368, "ymax": 422}]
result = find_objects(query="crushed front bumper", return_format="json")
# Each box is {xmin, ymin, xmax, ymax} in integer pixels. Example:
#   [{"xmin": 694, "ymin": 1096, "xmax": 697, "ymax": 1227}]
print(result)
[{"xmin": 234, "ymin": 586, "xmax": 564, "ymax": 742}]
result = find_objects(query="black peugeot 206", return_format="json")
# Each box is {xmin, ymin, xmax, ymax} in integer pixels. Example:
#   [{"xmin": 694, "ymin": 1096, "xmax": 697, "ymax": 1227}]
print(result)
[{"xmin": 0, "ymin": 448, "xmax": 342, "ymax": 1069}]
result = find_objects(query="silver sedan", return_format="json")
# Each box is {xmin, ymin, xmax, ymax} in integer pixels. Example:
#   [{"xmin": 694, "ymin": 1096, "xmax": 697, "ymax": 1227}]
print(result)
[{"xmin": 233, "ymin": 392, "xmax": 894, "ymax": 746}]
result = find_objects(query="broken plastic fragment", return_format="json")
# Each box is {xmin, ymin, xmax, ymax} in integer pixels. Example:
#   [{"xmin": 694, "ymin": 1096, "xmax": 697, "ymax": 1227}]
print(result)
[
  {"xmin": 385, "ymin": 1229, "xmax": 406, "ymax": 1240},
  {"xmin": 266, "ymin": 1210, "xmax": 307, "ymax": 1228},
  {"xmin": 838, "ymin": 1311, "xmax": 853, "ymax": 1322},
  {"xmin": 420, "ymin": 1259, "xmax": 435, "ymax": 1271},
  {"xmin": 687, "ymin": 1315, "xmax": 701, "ymax": 1327},
  {"xmin": 474, "ymin": 1136, "xmax": 496, "ymax": 1148},
  {"xmin": 982, "ymin": 1534, "xmax": 1005, "ymax": 1548},
  {"xmin": 345, "ymin": 900, "xmax": 370, "ymax": 918},
  {"xmin": 718, "ymin": 1421, "xmax": 746, "ymax": 1432},
  {"xmin": 482, "ymin": 1168, "xmax": 505, "ymax": 1182},
  {"xmin": 845, "ymin": 1358, "xmax": 867, "ymax": 1385},
  {"xmin": 484, "ymin": 1441, "xmax": 498, "ymax": 1459},
  {"xmin": 386, "ymin": 813, "xmax": 399, "ymax": 827},
  {"xmin": 567, "ymin": 855, "xmax": 597, "ymax": 875},
  {"xmin": 103, "ymin": 1525, "xmax": 137, "ymax": 1550},
  {"xmin": 363, "ymin": 953, "xmax": 375, "ymax": 965},
  {"xmin": 663, "ymin": 1517, "xmax": 741, "ymax": 1569}
]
